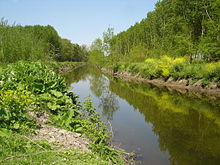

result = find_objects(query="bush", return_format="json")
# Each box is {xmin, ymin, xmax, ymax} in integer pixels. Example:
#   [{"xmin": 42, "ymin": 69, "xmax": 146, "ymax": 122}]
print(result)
[
  {"xmin": 0, "ymin": 89, "xmax": 36, "ymax": 131},
  {"xmin": 0, "ymin": 61, "xmax": 67, "ymax": 94},
  {"xmin": 115, "ymin": 56, "xmax": 220, "ymax": 87}
]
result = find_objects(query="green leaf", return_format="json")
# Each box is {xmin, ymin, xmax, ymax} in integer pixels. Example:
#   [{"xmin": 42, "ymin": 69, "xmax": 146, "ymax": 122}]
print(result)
[
  {"xmin": 33, "ymin": 83, "xmax": 45, "ymax": 92},
  {"xmin": 50, "ymin": 90, "xmax": 63, "ymax": 98},
  {"xmin": 13, "ymin": 123, "xmax": 20, "ymax": 129},
  {"xmin": 0, "ymin": 128, "xmax": 12, "ymax": 137},
  {"xmin": 75, "ymin": 125, "xmax": 83, "ymax": 133},
  {"xmin": 47, "ymin": 102, "xmax": 60, "ymax": 111},
  {"xmin": 47, "ymin": 81, "xmax": 57, "ymax": 89}
]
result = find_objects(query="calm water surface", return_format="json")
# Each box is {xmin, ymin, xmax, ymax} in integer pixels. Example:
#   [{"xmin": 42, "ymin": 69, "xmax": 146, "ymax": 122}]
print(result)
[{"xmin": 63, "ymin": 65, "xmax": 220, "ymax": 165}]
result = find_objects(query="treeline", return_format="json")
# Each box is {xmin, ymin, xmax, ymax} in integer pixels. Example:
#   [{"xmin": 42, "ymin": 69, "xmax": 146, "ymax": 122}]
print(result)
[
  {"xmin": 0, "ymin": 19, "xmax": 88, "ymax": 63},
  {"xmin": 110, "ymin": 0, "xmax": 220, "ymax": 62}
]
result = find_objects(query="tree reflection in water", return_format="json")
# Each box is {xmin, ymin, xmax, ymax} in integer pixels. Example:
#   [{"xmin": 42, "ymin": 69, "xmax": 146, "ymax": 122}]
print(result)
[
  {"xmin": 89, "ymin": 72, "xmax": 119, "ymax": 120},
  {"xmin": 65, "ymin": 65, "xmax": 220, "ymax": 165},
  {"xmin": 64, "ymin": 65, "xmax": 119, "ymax": 120}
]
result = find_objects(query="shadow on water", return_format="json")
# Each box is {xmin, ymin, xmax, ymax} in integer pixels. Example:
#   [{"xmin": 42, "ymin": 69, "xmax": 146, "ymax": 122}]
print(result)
[{"xmin": 64, "ymin": 65, "xmax": 220, "ymax": 165}]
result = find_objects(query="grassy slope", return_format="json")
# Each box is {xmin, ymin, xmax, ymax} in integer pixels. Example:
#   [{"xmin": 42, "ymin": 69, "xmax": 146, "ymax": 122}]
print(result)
[
  {"xmin": 112, "ymin": 57, "xmax": 220, "ymax": 88},
  {"xmin": 0, "ymin": 132, "xmax": 110, "ymax": 165},
  {"xmin": 0, "ymin": 62, "xmax": 124, "ymax": 165}
]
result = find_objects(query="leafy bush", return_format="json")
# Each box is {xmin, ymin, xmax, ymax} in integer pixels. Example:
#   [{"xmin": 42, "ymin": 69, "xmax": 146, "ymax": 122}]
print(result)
[
  {"xmin": 114, "ymin": 56, "xmax": 220, "ymax": 87},
  {"xmin": 0, "ymin": 89, "xmax": 36, "ymax": 131},
  {"xmin": 0, "ymin": 61, "xmax": 67, "ymax": 93},
  {"xmin": 0, "ymin": 61, "xmax": 122, "ymax": 163}
]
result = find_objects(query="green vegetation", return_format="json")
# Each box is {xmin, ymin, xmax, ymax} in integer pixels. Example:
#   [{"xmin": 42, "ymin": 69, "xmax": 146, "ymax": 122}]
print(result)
[
  {"xmin": 113, "ymin": 56, "xmax": 220, "ymax": 87},
  {"xmin": 0, "ymin": 17, "xmax": 123, "ymax": 164},
  {"xmin": 0, "ymin": 18, "xmax": 88, "ymax": 64},
  {"xmin": 62, "ymin": 64, "xmax": 220, "ymax": 165},
  {"xmin": 89, "ymin": 0, "xmax": 220, "ymax": 88},
  {"xmin": 109, "ymin": 0, "xmax": 220, "ymax": 61},
  {"xmin": 0, "ymin": 132, "xmax": 111, "ymax": 165},
  {"xmin": 108, "ymin": 77, "xmax": 220, "ymax": 165},
  {"xmin": 0, "ymin": 61, "xmax": 123, "ymax": 164}
]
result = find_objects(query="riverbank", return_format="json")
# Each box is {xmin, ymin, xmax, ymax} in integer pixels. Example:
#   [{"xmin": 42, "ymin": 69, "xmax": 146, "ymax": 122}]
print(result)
[
  {"xmin": 66, "ymin": 64, "xmax": 220, "ymax": 165},
  {"xmin": 101, "ymin": 67, "xmax": 220, "ymax": 99},
  {"xmin": 46, "ymin": 62, "xmax": 85, "ymax": 73},
  {"xmin": 0, "ymin": 61, "xmax": 125, "ymax": 165}
]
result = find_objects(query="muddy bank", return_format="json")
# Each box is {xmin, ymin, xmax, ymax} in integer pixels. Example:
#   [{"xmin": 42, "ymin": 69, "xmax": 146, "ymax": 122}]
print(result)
[{"xmin": 101, "ymin": 68, "xmax": 220, "ymax": 99}]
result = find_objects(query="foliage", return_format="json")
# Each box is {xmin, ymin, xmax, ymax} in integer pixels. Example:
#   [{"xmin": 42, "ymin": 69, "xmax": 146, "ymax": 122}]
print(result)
[
  {"xmin": 114, "ymin": 57, "xmax": 220, "ymax": 87},
  {"xmin": 0, "ymin": 131, "xmax": 112, "ymax": 165},
  {"xmin": 0, "ymin": 18, "xmax": 88, "ymax": 63},
  {"xmin": 0, "ymin": 61, "xmax": 67, "ymax": 94},
  {"xmin": 90, "ymin": 38, "xmax": 104, "ymax": 52},
  {"xmin": 88, "ymin": 49, "xmax": 107, "ymax": 67},
  {"xmin": 0, "ymin": 19, "xmax": 60, "ymax": 63},
  {"xmin": 109, "ymin": 0, "xmax": 220, "ymax": 62},
  {"xmin": 56, "ymin": 39, "xmax": 88, "ymax": 62},
  {"xmin": 0, "ymin": 61, "xmax": 68, "ymax": 131},
  {"xmin": 50, "ymin": 97, "xmax": 122, "ymax": 163},
  {"xmin": 103, "ymin": 27, "xmax": 114, "ymax": 56},
  {"xmin": 0, "ymin": 61, "xmax": 123, "ymax": 164},
  {"xmin": 88, "ymin": 28, "xmax": 114, "ymax": 67},
  {"xmin": 0, "ymin": 89, "xmax": 36, "ymax": 131}
]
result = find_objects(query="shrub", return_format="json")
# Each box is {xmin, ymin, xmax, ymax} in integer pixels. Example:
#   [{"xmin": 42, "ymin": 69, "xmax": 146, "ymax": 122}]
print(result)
[
  {"xmin": 0, "ymin": 61, "xmax": 67, "ymax": 94},
  {"xmin": 115, "ymin": 56, "xmax": 220, "ymax": 87},
  {"xmin": 0, "ymin": 89, "xmax": 36, "ymax": 131}
]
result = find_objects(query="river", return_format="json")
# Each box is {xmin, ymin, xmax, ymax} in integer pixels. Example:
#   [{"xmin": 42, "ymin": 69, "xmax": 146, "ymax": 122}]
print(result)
[{"xmin": 63, "ymin": 65, "xmax": 220, "ymax": 165}]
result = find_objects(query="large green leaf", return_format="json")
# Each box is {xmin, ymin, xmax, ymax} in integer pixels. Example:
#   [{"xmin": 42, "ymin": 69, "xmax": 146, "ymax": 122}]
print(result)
[
  {"xmin": 47, "ymin": 102, "xmax": 61, "ymax": 111},
  {"xmin": 0, "ymin": 128, "xmax": 12, "ymax": 137},
  {"xmin": 50, "ymin": 90, "xmax": 63, "ymax": 98},
  {"xmin": 33, "ymin": 83, "xmax": 45, "ymax": 93}
]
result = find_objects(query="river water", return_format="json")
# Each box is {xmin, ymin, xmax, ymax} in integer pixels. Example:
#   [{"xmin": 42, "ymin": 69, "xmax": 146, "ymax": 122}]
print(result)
[{"xmin": 63, "ymin": 65, "xmax": 220, "ymax": 165}]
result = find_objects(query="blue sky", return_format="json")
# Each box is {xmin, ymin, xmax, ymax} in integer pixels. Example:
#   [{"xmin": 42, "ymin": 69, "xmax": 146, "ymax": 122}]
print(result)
[{"xmin": 0, "ymin": 0, "xmax": 158, "ymax": 45}]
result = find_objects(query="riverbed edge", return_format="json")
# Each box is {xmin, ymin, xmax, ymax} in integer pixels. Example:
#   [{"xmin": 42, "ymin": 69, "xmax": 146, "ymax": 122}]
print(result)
[{"xmin": 101, "ymin": 68, "xmax": 220, "ymax": 99}]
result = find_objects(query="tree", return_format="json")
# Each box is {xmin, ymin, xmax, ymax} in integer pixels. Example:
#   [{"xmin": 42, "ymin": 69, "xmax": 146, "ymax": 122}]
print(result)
[
  {"xmin": 103, "ymin": 27, "xmax": 114, "ymax": 56},
  {"xmin": 90, "ymin": 38, "xmax": 103, "ymax": 52}
]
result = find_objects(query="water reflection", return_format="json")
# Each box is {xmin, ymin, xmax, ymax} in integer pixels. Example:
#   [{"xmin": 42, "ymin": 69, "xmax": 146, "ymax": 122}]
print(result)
[
  {"xmin": 109, "ymin": 77, "xmax": 220, "ymax": 165},
  {"xmin": 65, "ymin": 65, "xmax": 119, "ymax": 120},
  {"xmin": 65, "ymin": 65, "xmax": 220, "ymax": 165},
  {"xmin": 88, "ymin": 69, "xmax": 119, "ymax": 120},
  {"xmin": 61, "ymin": 64, "xmax": 90, "ymax": 84}
]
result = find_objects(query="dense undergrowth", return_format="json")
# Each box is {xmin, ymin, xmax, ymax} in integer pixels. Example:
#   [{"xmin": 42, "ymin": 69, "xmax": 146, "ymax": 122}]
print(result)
[
  {"xmin": 0, "ymin": 61, "xmax": 124, "ymax": 164},
  {"xmin": 89, "ymin": 47, "xmax": 220, "ymax": 89},
  {"xmin": 113, "ymin": 56, "xmax": 220, "ymax": 88}
]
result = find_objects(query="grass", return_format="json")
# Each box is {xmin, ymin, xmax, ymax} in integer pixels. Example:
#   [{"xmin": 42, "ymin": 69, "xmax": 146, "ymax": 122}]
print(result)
[
  {"xmin": 113, "ymin": 56, "xmax": 220, "ymax": 88},
  {"xmin": 0, "ymin": 131, "xmax": 111, "ymax": 165},
  {"xmin": 0, "ymin": 61, "xmax": 124, "ymax": 164}
]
